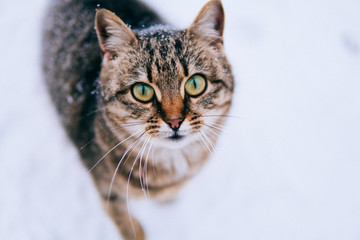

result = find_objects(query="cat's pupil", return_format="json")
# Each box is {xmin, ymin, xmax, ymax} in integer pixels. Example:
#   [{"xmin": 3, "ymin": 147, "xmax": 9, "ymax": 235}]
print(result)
[
  {"xmin": 193, "ymin": 79, "xmax": 197, "ymax": 89},
  {"xmin": 141, "ymin": 85, "xmax": 145, "ymax": 95}
]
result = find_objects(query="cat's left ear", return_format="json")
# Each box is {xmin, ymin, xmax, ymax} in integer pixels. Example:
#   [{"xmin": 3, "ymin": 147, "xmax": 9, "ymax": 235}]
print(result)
[
  {"xmin": 95, "ymin": 9, "xmax": 138, "ymax": 59},
  {"xmin": 187, "ymin": 0, "xmax": 225, "ymax": 45}
]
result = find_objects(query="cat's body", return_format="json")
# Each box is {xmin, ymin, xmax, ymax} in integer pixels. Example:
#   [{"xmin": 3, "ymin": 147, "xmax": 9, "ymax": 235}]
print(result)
[{"xmin": 42, "ymin": 0, "xmax": 234, "ymax": 239}]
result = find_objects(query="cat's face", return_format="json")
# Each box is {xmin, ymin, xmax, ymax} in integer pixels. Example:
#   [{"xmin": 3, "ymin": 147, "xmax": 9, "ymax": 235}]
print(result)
[{"xmin": 95, "ymin": 1, "xmax": 234, "ymax": 149}]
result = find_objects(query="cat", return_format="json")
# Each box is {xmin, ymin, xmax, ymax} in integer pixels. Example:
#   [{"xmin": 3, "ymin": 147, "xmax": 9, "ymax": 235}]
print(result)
[{"xmin": 42, "ymin": 0, "xmax": 234, "ymax": 239}]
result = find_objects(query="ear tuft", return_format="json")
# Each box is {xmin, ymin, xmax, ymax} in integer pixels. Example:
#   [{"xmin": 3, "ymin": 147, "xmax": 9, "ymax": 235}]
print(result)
[
  {"xmin": 187, "ymin": 0, "xmax": 225, "ymax": 43},
  {"xmin": 95, "ymin": 9, "xmax": 138, "ymax": 59}
]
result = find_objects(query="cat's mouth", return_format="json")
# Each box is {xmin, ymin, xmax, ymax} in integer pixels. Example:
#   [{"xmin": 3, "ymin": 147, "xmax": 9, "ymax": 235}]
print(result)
[
  {"xmin": 154, "ymin": 129, "xmax": 200, "ymax": 148},
  {"xmin": 167, "ymin": 132, "xmax": 184, "ymax": 141}
]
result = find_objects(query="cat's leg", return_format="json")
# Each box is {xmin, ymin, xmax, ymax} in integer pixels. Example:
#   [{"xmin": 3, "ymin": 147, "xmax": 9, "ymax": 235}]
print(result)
[
  {"xmin": 88, "ymin": 159, "xmax": 145, "ymax": 240},
  {"xmin": 102, "ymin": 196, "xmax": 145, "ymax": 240}
]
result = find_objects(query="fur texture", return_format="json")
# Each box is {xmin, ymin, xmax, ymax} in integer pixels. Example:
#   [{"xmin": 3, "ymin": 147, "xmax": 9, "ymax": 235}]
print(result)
[{"xmin": 42, "ymin": 0, "xmax": 234, "ymax": 239}]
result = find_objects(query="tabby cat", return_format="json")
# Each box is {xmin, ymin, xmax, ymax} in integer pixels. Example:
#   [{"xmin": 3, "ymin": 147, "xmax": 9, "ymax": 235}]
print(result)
[{"xmin": 42, "ymin": 0, "xmax": 234, "ymax": 239}]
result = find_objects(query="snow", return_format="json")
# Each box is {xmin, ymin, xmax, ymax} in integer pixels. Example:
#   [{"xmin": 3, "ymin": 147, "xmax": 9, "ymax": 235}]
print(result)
[{"xmin": 1, "ymin": 0, "xmax": 360, "ymax": 239}]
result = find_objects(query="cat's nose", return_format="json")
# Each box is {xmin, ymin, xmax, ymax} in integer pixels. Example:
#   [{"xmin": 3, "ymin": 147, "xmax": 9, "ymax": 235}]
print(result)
[{"xmin": 166, "ymin": 117, "xmax": 184, "ymax": 131}]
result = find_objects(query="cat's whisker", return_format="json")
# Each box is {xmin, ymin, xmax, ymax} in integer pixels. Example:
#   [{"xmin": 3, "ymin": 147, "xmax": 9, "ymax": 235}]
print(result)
[
  {"xmin": 150, "ymin": 143, "xmax": 157, "ymax": 177},
  {"xmin": 80, "ymin": 104, "xmax": 148, "ymax": 122},
  {"xmin": 88, "ymin": 129, "xmax": 143, "ymax": 173},
  {"xmin": 203, "ymin": 123, "xmax": 224, "ymax": 134},
  {"xmin": 80, "ymin": 123, "xmax": 144, "ymax": 150},
  {"xmin": 115, "ymin": 120, "xmax": 147, "ymax": 126},
  {"xmin": 200, "ymin": 130, "xmax": 217, "ymax": 153},
  {"xmin": 127, "ymin": 135, "xmax": 150, "ymax": 196},
  {"xmin": 143, "ymin": 140, "xmax": 154, "ymax": 200},
  {"xmin": 105, "ymin": 131, "xmax": 148, "ymax": 209},
  {"xmin": 138, "ymin": 136, "xmax": 151, "ymax": 193},
  {"xmin": 80, "ymin": 138, "xmax": 96, "ymax": 150},
  {"xmin": 204, "ymin": 123, "xmax": 225, "ymax": 134},
  {"xmin": 79, "ymin": 106, "xmax": 107, "ymax": 121},
  {"xmin": 202, "ymin": 114, "xmax": 244, "ymax": 119},
  {"xmin": 104, "ymin": 135, "xmax": 146, "ymax": 236},
  {"xmin": 207, "ymin": 134, "xmax": 218, "ymax": 153},
  {"xmin": 140, "ymin": 137, "xmax": 152, "ymax": 200},
  {"xmin": 198, "ymin": 131, "xmax": 214, "ymax": 158},
  {"xmin": 120, "ymin": 132, "xmax": 149, "ymax": 173},
  {"xmin": 206, "ymin": 121, "xmax": 225, "ymax": 128},
  {"xmin": 125, "ymin": 135, "xmax": 150, "ymax": 235},
  {"xmin": 201, "ymin": 131, "xmax": 220, "ymax": 162},
  {"xmin": 204, "ymin": 122, "xmax": 239, "ymax": 142},
  {"xmin": 204, "ymin": 124, "xmax": 221, "ymax": 138}
]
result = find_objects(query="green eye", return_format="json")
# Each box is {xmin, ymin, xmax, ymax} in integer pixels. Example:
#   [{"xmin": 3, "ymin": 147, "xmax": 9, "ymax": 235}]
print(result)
[
  {"xmin": 185, "ymin": 74, "xmax": 207, "ymax": 97},
  {"xmin": 132, "ymin": 83, "xmax": 155, "ymax": 103}
]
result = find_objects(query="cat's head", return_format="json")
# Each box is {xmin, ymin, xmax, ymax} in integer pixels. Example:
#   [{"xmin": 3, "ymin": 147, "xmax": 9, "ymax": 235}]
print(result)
[{"xmin": 95, "ymin": 0, "xmax": 234, "ymax": 149}]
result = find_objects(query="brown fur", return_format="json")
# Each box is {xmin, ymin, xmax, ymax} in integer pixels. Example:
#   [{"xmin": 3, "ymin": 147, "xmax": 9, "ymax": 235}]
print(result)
[{"xmin": 42, "ymin": 0, "xmax": 234, "ymax": 239}]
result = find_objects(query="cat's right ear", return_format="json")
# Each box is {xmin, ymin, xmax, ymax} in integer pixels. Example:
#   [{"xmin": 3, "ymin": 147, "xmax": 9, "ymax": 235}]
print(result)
[
  {"xmin": 95, "ymin": 9, "xmax": 138, "ymax": 60},
  {"xmin": 187, "ymin": 0, "xmax": 224, "ymax": 45}
]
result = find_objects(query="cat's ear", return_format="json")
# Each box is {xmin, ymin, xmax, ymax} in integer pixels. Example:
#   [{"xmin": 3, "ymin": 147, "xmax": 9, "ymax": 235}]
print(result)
[
  {"xmin": 187, "ymin": 0, "xmax": 225, "ymax": 44},
  {"xmin": 95, "ymin": 9, "xmax": 138, "ymax": 59}
]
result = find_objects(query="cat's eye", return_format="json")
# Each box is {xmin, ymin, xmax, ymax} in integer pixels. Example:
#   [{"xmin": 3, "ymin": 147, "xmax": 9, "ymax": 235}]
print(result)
[
  {"xmin": 131, "ymin": 83, "xmax": 155, "ymax": 103},
  {"xmin": 184, "ymin": 74, "xmax": 207, "ymax": 97}
]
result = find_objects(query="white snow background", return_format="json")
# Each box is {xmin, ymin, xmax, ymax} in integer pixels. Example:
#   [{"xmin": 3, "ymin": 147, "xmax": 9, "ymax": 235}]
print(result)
[{"xmin": 0, "ymin": 0, "xmax": 360, "ymax": 239}]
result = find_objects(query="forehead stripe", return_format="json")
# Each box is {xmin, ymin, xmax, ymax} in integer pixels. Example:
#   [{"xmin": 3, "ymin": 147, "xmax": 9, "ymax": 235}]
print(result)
[
  {"xmin": 146, "ymin": 64, "xmax": 153, "ymax": 83},
  {"xmin": 174, "ymin": 39, "xmax": 188, "ymax": 77},
  {"xmin": 179, "ymin": 57, "xmax": 189, "ymax": 77}
]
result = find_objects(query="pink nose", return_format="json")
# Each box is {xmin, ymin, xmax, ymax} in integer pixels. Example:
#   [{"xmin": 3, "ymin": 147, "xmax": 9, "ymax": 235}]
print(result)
[{"xmin": 166, "ymin": 118, "xmax": 184, "ymax": 130}]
